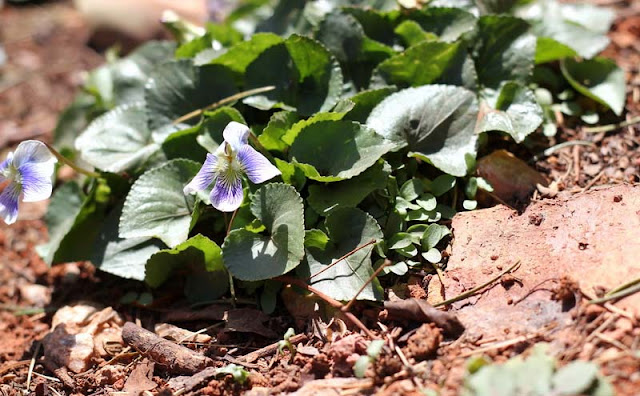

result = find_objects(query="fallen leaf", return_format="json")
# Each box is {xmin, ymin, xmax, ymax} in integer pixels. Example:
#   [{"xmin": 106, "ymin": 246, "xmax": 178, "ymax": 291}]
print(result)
[
  {"xmin": 383, "ymin": 298, "xmax": 465, "ymax": 337},
  {"xmin": 123, "ymin": 360, "xmax": 156, "ymax": 396}
]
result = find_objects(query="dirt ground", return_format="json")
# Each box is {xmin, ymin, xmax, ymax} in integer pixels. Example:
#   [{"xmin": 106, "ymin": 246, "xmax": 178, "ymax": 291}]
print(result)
[{"xmin": 0, "ymin": 1, "xmax": 638, "ymax": 395}]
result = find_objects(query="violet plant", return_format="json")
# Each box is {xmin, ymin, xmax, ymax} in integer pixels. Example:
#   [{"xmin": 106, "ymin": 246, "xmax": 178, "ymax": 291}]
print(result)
[{"xmin": 2, "ymin": 0, "xmax": 623, "ymax": 309}]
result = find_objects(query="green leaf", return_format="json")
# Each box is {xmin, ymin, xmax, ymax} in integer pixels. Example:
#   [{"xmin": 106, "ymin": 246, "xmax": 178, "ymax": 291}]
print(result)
[
  {"xmin": 371, "ymin": 41, "xmax": 467, "ymax": 88},
  {"xmin": 394, "ymin": 20, "xmax": 437, "ymax": 47},
  {"xmin": 119, "ymin": 159, "xmax": 200, "ymax": 247},
  {"xmin": 422, "ymin": 248, "xmax": 441, "ymax": 263},
  {"xmin": 146, "ymin": 234, "xmax": 227, "ymax": 303},
  {"xmin": 289, "ymin": 120, "xmax": 394, "ymax": 181},
  {"xmin": 222, "ymin": 183, "xmax": 305, "ymax": 281},
  {"xmin": 283, "ymin": 112, "xmax": 346, "ymax": 147},
  {"xmin": 307, "ymin": 207, "xmax": 383, "ymax": 301},
  {"xmin": 518, "ymin": 0, "xmax": 614, "ymax": 59},
  {"xmin": 244, "ymin": 34, "xmax": 343, "ymax": 115},
  {"xmin": 472, "ymin": 16, "xmax": 536, "ymax": 90},
  {"xmin": 342, "ymin": 87, "xmax": 397, "ymax": 123},
  {"xmin": 423, "ymin": 224, "xmax": 450, "ymax": 250},
  {"xmin": 162, "ymin": 107, "xmax": 245, "ymax": 161},
  {"xmin": 178, "ymin": 23, "xmax": 243, "ymax": 55},
  {"xmin": 92, "ymin": 203, "xmax": 165, "ymax": 280},
  {"xmin": 552, "ymin": 361, "xmax": 598, "ymax": 395},
  {"xmin": 400, "ymin": 179, "xmax": 424, "ymax": 201},
  {"xmin": 367, "ymin": 85, "xmax": 479, "ymax": 177},
  {"xmin": 305, "ymin": 229, "xmax": 330, "ymax": 250},
  {"xmin": 388, "ymin": 233, "xmax": 413, "ymax": 250},
  {"xmin": 258, "ymin": 111, "xmax": 300, "ymax": 152},
  {"xmin": 534, "ymin": 37, "xmax": 577, "ymax": 64},
  {"xmin": 478, "ymin": 82, "xmax": 543, "ymax": 143},
  {"xmin": 87, "ymin": 41, "xmax": 176, "ymax": 107},
  {"xmin": 211, "ymin": 33, "xmax": 283, "ymax": 76},
  {"xmin": 463, "ymin": 200, "xmax": 477, "ymax": 210},
  {"xmin": 427, "ymin": 174, "xmax": 457, "ymax": 196},
  {"xmin": 307, "ymin": 161, "xmax": 389, "ymax": 214},
  {"xmin": 561, "ymin": 57, "xmax": 625, "ymax": 116},
  {"xmin": 43, "ymin": 176, "xmax": 127, "ymax": 265},
  {"xmin": 354, "ymin": 356, "xmax": 370, "ymax": 378},
  {"xmin": 145, "ymin": 60, "xmax": 237, "ymax": 130},
  {"xmin": 76, "ymin": 103, "xmax": 168, "ymax": 172},
  {"xmin": 215, "ymin": 364, "xmax": 249, "ymax": 384},
  {"xmin": 399, "ymin": 7, "xmax": 476, "ymax": 42},
  {"xmin": 37, "ymin": 182, "xmax": 85, "ymax": 264}
]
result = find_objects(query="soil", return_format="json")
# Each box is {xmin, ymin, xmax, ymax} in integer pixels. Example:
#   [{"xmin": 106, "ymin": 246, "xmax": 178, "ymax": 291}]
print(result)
[{"xmin": 0, "ymin": 1, "xmax": 639, "ymax": 395}]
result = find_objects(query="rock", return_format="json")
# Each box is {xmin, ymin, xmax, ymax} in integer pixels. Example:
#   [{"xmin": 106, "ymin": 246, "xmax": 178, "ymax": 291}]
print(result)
[
  {"xmin": 18, "ymin": 284, "xmax": 51, "ymax": 307},
  {"xmin": 405, "ymin": 323, "xmax": 442, "ymax": 361},
  {"xmin": 43, "ymin": 325, "xmax": 95, "ymax": 373},
  {"xmin": 447, "ymin": 184, "xmax": 640, "ymax": 341},
  {"xmin": 45, "ymin": 303, "xmax": 124, "ymax": 373}
]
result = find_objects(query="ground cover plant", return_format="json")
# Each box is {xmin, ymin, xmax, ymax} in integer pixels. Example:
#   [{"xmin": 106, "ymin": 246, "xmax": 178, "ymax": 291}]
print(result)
[{"xmin": 0, "ymin": 0, "xmax": 634, "ymax": 394}]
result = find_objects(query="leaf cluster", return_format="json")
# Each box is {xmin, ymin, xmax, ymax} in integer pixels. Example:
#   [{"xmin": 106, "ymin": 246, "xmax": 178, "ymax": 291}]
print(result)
[{"xmin": 45, "ymin": 0, "xmax": 625, "ymax": 305}]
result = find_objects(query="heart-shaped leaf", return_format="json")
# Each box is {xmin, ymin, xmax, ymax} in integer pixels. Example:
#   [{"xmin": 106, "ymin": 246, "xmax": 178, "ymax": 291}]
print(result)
[
  {"xmin": 92, "ymin": 203, "xmax": 165, "ymax": 280},
  {"xmin": 146, "ymin": 234, "xmax": 228, "ymax": 303},
  {"xmin": 367, "ymin": 84, "xmax": 479, "ymax": 177},
  {"xmin": 222, "ymin": 183, "xmax": 305, "ymax": 281},
  {"xmin": 478, "ymin": 82, "xmax": 543, "ymax": 143},
  {"xmin": 119, "ymin": 159, "xmax": 200, "ymax": 247},
  {"xmin": 561, "ymin": 57, "xmax": 625, "ymax": 116},
  {"xmin": 289, "ymin": 119, "xmax": 395, "ymax": 181},
  {"xmin": 76, "ymin": 103, "xmax": 167, "ymax": 173},
  {"xmin": 145, "ymin": 60, "xmax": 237, "ymax": 130},
  {"xmin": 472, "ymin": 16, "xmax": 536, "ymax": 90},
  {"xmin": 243, "ymin": 35, "xmax": 343, "ymax": 115},
  {"xmin": 306, "ymin": 207, "xmax": 383, "ymax": 301}
]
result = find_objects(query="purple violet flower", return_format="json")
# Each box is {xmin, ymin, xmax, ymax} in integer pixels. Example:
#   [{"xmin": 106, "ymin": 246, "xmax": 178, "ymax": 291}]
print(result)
[
  {"xmin": 0, "ymin": 140, "xmax": 57, "ymax": 224},
  {"xmin": 183, "ymin": 122, "xmax": 281, "ymax": 212}
]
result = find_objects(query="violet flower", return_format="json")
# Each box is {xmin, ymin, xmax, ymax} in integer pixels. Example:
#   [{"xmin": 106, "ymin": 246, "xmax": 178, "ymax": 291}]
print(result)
[
  {"xmin": 0, "ymin": 140, "xmax": 57, "ymax": 224},
  {"xmin": 184, "ymin": 122, "xmax": 281, "ymax": 212}
]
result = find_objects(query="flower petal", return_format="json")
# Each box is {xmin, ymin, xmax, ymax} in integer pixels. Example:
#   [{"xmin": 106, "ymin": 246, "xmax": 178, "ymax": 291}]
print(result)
[
  {"xmin": 12, "ymin": 140, "xmax": 56, "ymax": 169},
  {"xmin": 0, "ymin": 183, "xmax": 20, "ymax": 224},
  {"xmin": 19, "ymin": 162, "xmax": 54, "ymax": 202},
  {"xmin": 0, "ymin": 152, "xmax": 13, "ymax": 183},
  {"xmin": 210, "ymin": 176, "xmax": 243, "ymax": 212},
  {"xmin": 184, "ymin": 154, "xmax": 217, "ymax": 195},
  {"xmin": 237, "ymin": 145, "xmax": 281, "ymax": 184},
  {"xmin": 222, "ymin": 122, "xmax": 250, "ymax": 152}
]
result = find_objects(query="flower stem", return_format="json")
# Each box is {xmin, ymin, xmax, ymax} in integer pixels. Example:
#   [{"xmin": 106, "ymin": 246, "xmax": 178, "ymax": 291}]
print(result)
[
  {"xmin": 225, "ymin": 209, "xmax": 239, "ymax": 308},
  {"xmin": 173, "ymin": 86, "xmax": 276, "ymax": 125},
  {"xmin": 43, "ymin": 142, "xmax": 100, "ymax": 178}
]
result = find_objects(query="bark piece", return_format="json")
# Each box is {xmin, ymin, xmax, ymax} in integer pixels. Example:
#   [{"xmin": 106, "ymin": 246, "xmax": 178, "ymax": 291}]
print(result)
[
  {"xmin": 122, "ymin": 322, "xmax": 213, "ymax": 375},
  {"xmin": 384, "ymin": 299, "xmax": 465, "ymax": 338}
]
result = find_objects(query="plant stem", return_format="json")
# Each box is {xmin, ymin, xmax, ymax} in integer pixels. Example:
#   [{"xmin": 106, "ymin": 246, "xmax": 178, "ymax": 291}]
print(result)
[
  {"xmin": 226, "ymin": 209, "xmax": 239, "ymax": 308},
  {"xmin": 583, "ymin": 115, "xmax": 640, "ymax": 134},
  {"xmin": 589, "ymin": 277, "xmax": 640, "ymax": 304},
  {"xmin": 173, "ymin": 86, "xmax": 276, "ymax": 125},
  {"xmin": 275, "ymin": 275, "xmax": 377, "ymax": 339},
  {"xmin": 308, "ymin": 239, "xmax": 377, "ymax": 280},
  {"xmin": 433, "ymin": 260, "xmax": 521, "ymax": 308},
  {"xmin": 43, "ymin": 142, "xmax": 100, "ymax": 178},
  {"xmin": 342, "ymin": 259, "xmax": 389, "ymax": 312}
]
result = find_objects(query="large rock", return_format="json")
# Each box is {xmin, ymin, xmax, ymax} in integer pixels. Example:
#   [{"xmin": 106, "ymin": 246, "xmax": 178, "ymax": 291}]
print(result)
[{"xmin": 446, "ymin": 184, "xmax": 640, "ymax": 339}]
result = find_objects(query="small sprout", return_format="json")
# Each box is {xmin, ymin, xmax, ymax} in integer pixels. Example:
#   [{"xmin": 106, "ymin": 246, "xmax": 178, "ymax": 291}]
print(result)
[
  {"xmin": 353, "ymin": 339, "xmax": 385, "ymax": 378},
  {"xmin": 278, "ymin": 328, "xmax": 296, "ymax": 359},
  {"xmin": 214, "ymin": 364, "xmax": 249, "ymax": 384}
]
